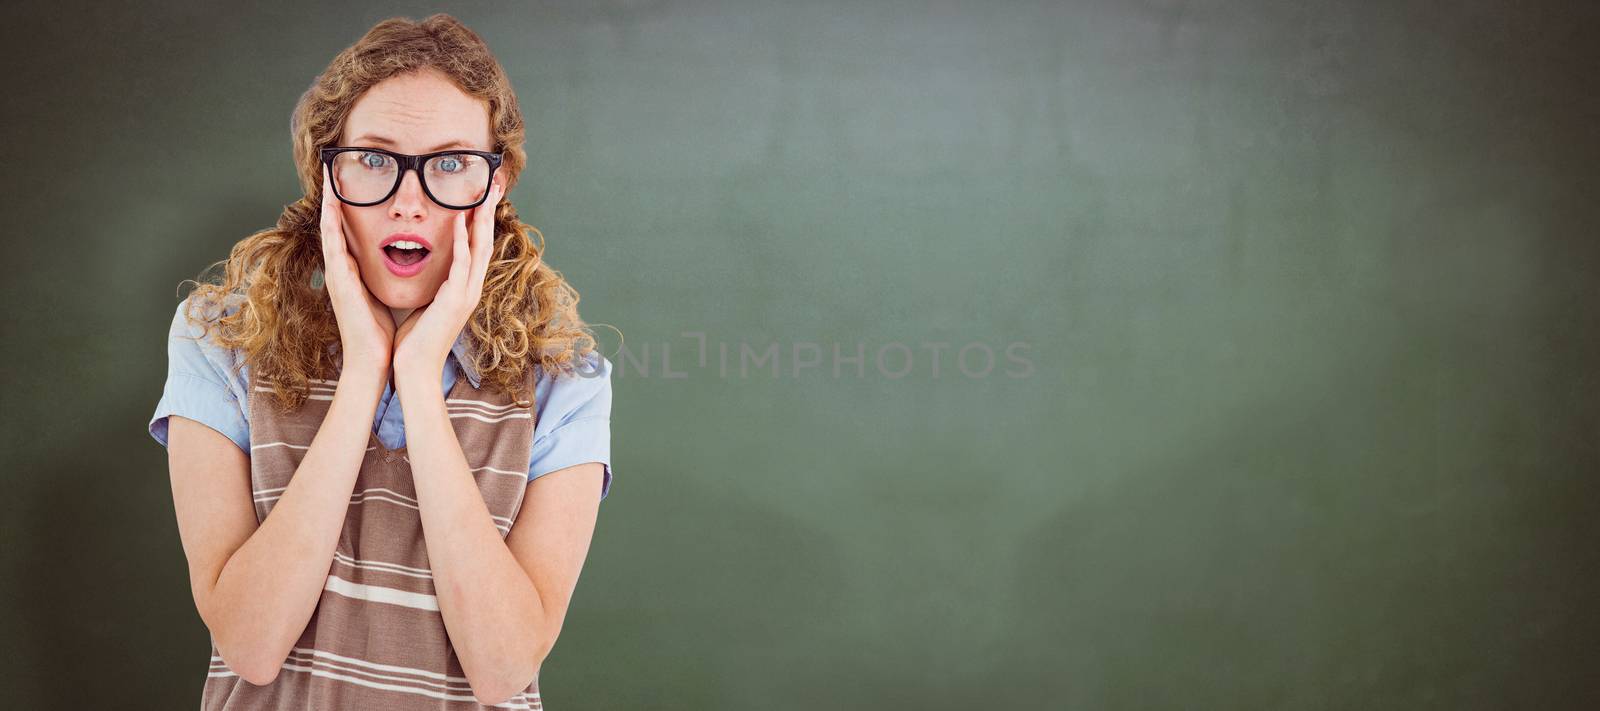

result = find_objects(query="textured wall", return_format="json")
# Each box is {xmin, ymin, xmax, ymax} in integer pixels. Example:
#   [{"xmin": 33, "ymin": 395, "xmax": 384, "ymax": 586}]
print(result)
[{"xmin": 2, "ymin": 0, "xmax": 1597, "ymax": 708}]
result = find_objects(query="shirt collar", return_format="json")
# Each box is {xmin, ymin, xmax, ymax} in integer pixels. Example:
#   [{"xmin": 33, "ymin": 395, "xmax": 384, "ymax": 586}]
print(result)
[{"xmin": 450, "ymin": 327, "xmax": 483, "ymax": 388}]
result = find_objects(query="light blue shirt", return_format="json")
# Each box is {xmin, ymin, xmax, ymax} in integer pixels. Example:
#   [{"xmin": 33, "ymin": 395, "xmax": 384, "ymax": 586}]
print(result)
[{"xmin": 149, "ymin": 296, "xmax": 612, "ymax": 501}]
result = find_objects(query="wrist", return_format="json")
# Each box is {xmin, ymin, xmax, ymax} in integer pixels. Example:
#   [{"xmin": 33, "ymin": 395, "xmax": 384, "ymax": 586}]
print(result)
[
  {"xmin": 332, "ymin": 367, "xmax": 387, "ymax": 406},
  {"xmin": 393, "ymin": 358, "xmax": 442, "ymax": 390},
  {"xmin": 341, "ymin": 349, "xmax": 390, "ymax": 380}
]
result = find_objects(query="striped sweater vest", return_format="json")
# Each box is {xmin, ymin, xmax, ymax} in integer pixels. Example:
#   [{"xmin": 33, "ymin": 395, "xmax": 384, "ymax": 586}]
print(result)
[{"xmin": 203, "ymin": 364, "xmax": 544, "ymax": 710}]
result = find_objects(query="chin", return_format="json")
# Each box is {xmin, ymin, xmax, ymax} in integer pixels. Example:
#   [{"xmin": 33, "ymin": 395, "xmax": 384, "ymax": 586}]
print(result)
[
  {"xmin": 377, "ymin": 285, "xmax": 437, "ymax": 310},
  {"xmin": 390, "ymin": 277, "xmax": 454, "ymax": 307}
]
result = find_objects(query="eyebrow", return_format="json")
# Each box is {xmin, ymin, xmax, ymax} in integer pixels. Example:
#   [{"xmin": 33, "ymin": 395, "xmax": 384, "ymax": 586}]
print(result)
[{"xmin": 349, "ymin": 134, "xmax": 481, "ymax": 152}]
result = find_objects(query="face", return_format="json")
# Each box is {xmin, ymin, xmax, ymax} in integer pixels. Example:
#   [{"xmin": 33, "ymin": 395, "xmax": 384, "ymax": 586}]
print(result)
[{"xmin": 334, "ymin": 67, "xmax": 503, "ymax": 322}]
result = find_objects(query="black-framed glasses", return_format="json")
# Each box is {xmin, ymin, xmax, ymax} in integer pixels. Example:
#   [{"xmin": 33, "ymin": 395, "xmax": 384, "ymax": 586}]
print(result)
[{"xmin": 320, "ymin": 146, "xmax": 504, "ymax": 210}]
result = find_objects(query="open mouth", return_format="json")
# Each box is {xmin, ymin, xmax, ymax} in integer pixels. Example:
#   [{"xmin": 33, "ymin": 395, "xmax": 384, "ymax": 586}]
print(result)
[
  {"xmin": 381, "ymin": 242, "xmax": 433, "ymax": 277},
  {"xmin": 383, "ymin": 244, "xmax": 430, "ymax": 266}
]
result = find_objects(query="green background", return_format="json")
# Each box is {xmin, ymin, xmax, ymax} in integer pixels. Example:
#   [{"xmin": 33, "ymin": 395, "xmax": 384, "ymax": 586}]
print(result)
[{"xmin": 4, "ymin": 0, "xmax": 1598, "ymax": 708}]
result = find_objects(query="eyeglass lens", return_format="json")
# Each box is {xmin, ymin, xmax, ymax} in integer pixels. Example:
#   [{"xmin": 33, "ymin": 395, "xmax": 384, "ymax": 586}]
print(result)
[{"xmin": 330, "ymin": 151, "xmax": 492, "ymax": 208}]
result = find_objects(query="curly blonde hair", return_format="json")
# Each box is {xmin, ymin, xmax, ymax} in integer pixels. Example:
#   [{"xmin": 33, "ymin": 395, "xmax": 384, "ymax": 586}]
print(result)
[{"xmin": 177, "ymin": 13, "xmax": 598, "ymax": 413}]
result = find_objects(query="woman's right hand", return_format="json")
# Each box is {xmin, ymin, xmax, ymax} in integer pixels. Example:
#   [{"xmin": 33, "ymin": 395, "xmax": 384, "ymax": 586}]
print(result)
[{"xmin": 320, "ymin": 165, "xmax": 396, "ymax": 378}]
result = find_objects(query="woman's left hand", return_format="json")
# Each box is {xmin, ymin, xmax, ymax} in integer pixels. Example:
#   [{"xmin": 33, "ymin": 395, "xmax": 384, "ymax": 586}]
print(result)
[{"xmin": 393, "ymin": 182, "xmax": 504, "ymax": 379}]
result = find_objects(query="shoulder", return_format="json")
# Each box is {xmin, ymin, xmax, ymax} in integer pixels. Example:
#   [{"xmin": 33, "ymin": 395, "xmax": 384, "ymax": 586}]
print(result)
[
  {"xmin": 532, "ymin": 350, "xmax": 613, "ymax": 431},
  {"xmin": 167, "ymin": 291, "xmax": 245, "ymax": 340},
  {"xmin": 527, "ymin": 350, "xmax": 613, "ymax": 493},
  {"xmin": 150, "ymin": 292, "xmax": 252, "ymax": 452},
  {"xmin": 166, "ymin": 292, "xmax": 248, "ymax": 382}
]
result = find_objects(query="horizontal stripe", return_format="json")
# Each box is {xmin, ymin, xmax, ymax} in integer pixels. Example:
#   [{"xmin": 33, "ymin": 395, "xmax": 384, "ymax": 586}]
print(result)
[
  {"xmin": 352, "ymin": 486, "xmax": 418, "ymax": 505},
  {"xmin": 449, "ymin": 403, "xmax": 528, "ymax": 418},
  {"xmin": 283, "ymin": 648, "xmax": 475, "ymax": 690},
  {"xmin": 281, "ymin": 649, "xmax": 475, "ymax": 696},
  {"xmin": 254, "ymin": 486, "xmax": 419, "ymax": 505},
  {"xmin": 449, "ymin": 411, "xmax": 533, "ymax": 424},
  {"xmin": 324, "ymin": 574, "xmax": 439, "ymax": 611},
  {"xmin": 255, "ymin": 487, "xmax": 513, "ymax": 531},
  {"xmin": 254, "ymin": 384, "xmax": 336, "ymax": 396},
  {"xmin": 246, "ymin": 443, "xmax": 377, "ymax": 461},
  {"xmin": 254, "ymin": 582, "xmax": 455, "ymax": 671},
  {"xmin": 349, "ymin": 490, "xmax": 433, "ymax": 513},
  {"xmin": 255, "ymin": 380, "xmax": 338, "ymax": 390},
  {"xmin": 444, "ymin": 398, "xmax": 523, "ymax": 412},
  {"xmin": 256, "ymin": 391, "xmax": 333, "ymax": 401},
  {"xmin": 472, "ymin": 464, "xmax": 532, "ymax": 480},
  {"xmin": 332, "ymin": 551, "xmax": 434, "ymax": 580}
]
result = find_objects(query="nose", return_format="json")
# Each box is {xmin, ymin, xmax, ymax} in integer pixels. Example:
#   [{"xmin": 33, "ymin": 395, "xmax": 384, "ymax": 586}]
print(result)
[{"xmin": 389, "ymin": 169, "xmax": 429, "ymax": 221}]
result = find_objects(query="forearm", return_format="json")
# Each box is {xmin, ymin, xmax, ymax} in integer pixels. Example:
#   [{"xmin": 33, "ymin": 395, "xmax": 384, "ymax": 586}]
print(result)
[
  {"xmin": 398, "ymin": 366, "xmax": 548, "ymax": 702},
  {"xmin": 206, "ymin": 370, "xmax": 385, "ymax": 683}
]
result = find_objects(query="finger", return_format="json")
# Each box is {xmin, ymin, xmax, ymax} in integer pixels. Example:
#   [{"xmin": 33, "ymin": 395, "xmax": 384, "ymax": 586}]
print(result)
[
  {"xmin": 449, "ymin": 209, "xmax": 471, "ymax": 288},
  {"xmin": 472, "ymin": 183, "xmax": 498, "ymax": 245},
  {"xmin": 320, "ymin": 168, "xmax": 343, "ymax": 273},
  {"xmin": 467, "ymin": 184, "xmax": 499, "ymax": 295},
  {"xmin": 320, "ymin": 168, "xmax": 363, "ymax": 305},
  {"xmin": 320, "ymin": 167, "xmax": 334, "ymax": 250}
]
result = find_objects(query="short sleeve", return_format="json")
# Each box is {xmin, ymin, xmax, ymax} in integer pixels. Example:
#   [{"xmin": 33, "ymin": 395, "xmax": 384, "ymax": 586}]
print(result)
[
  {"xmin": 528, "ymin": 351, "xmax": 613, "ymax": 501},
  {"xmin": 148, "ymin": 296, "xmax": 250, "ymax": 454}
]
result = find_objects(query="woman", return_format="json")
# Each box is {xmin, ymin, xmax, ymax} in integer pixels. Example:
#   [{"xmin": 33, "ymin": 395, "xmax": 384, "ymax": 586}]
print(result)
[{"xmin": 147, "ymin": 14, "xmax": 613, "ymax": 710}]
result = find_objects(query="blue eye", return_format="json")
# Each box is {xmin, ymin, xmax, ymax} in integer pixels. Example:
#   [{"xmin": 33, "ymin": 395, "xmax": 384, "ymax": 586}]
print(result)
[
  {"xmin": 359, "ymin": 152, "xmax": 393, "ymax": 170},
  {"xmin": 432, "ymin": 155, "xmax": 470, "ymax": 174}
]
